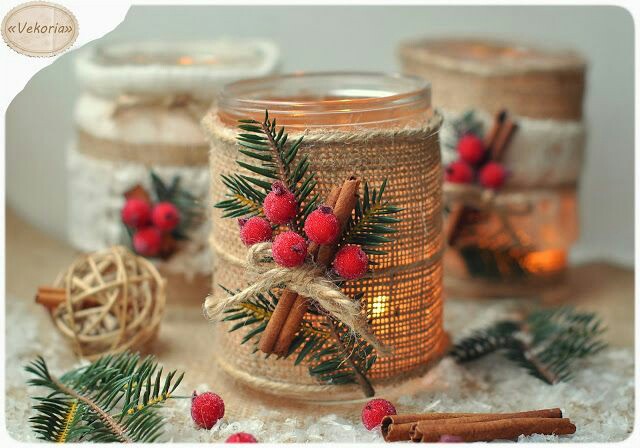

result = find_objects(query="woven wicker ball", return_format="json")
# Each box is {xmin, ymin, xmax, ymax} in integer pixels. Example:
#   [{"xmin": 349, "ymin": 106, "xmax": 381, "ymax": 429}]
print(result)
[{"xmin": 51, "ymin": 246, "xmax": 166, "ymax": 359}]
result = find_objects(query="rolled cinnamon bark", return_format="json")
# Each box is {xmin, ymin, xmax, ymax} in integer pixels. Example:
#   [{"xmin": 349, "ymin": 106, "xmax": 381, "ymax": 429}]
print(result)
[
  {"xmin": 410, "ymin": 417, "xmax": 575, "ymax": 443},
  {"xmin": 491, "ymin": 118, "xmax": 518, "ymax": 162},
  {"xmin": 483, "ymin": 109, "xmax": 507, "ymax": 153},
  {"xmin": 272, "ymin": 177, "xmax": 360, "ymax": 355},
  {"xmin": 381, "ymin": 408, "xmax": 562, "ymax": 442}
]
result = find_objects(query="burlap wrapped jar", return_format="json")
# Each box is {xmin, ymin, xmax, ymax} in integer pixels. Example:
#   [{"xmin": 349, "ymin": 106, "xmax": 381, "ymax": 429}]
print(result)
[
  {"xmin": 203, "ymin": 73, "xmax": 448, "ymax": 401},
  {"xmin": 68, "ymin": 40, "xmax": 279, "ymax": 292},
  {"xmin": 399, "ymin": 38, "xmax": 586, "ymax": 298}
]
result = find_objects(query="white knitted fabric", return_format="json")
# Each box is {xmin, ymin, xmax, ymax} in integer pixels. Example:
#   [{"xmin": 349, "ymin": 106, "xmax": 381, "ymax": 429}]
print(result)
[{"xmin": 67, "ymin": 40, "xmax": 280, "ymax": 276}]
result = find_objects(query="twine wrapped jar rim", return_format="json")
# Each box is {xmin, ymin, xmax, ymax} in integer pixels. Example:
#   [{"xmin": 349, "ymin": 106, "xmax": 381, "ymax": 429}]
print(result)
[
  {"xmin": 399, "ymin": 38, "xmax": 586, "ymax": 77},
  {"xmin": 216, "ymin": 71, "xmax": 434, "ymax": 129}
]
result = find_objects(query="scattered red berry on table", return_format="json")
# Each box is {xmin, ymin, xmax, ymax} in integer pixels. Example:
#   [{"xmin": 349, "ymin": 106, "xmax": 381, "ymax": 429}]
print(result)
[
  {"xmin": 239, "ymin": 216, "xmax": 273, "ymax": 246},
  {"xmin": 361, "ymin": 398, "xmax": 397, "ymax": 430},
  {"xmin": 152, "ymin": 202, "xmax": 181, "ymax": 231},
  {"xmin": 272, "ymin": 231, "xmax": 308, "ymax": 267},
  {"xmin": 445, "ymin": 160, "xmax": 474, "ymax": 184},
  {"xmin": 304, "ymin": 205, "xmax": 340, "ymax": 245},
  {"xmin": 132, "ymin": 227, "xmax": 162, "ymax": 257},
  {"xmin": 121, "ymin": 198, "xmax": 151, "ymax": 229},
  {"xmin": 457, "ymin": 134, "xmax": 486, "ymax": 165},
  {"xmin": 226, "ymin": 432, "xmax": 258, "ymax": 443},
  {"xmin": 191, "ymin": 391, "xmax": 225, "ymax": 430},
  {"xmin": 478, "ymin": 161, "xmax": 508, "ymax": 189},
  {"xmin": 333, "ymin": 245, "xmax": 369, "ymax": 280},
  {"xmin": 263, "ymin": 181, "xmax": 298, "ymax": 224}
]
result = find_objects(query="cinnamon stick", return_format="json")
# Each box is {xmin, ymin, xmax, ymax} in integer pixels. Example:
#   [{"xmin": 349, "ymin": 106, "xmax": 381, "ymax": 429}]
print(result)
[
  {"xmin": 410, "ymin": 417, "xmax": 575, "ymax": 443},
  {"xmin": 445, "ymin": 203, "xmax": 468, "ymax": 247},
  {"xmin": 124, "ymin": 184, "xmax": 152, "ymax": 203},
  {"xmin": 491, "ymin": 118, "xmax": 518, "ymax": 162},
  {"xmin": 259, "ymin": 185, "xmax": 342, "ymax": 354},
  {"xmin": 381, "ymin": 408, "xmax": 562, "ymax": 442},
  {"xmin": 483, "ymin": 109, "xmax": 507, "ymax": 152},
  {"xmin": 272, "ymin": 177, "xmax": 360, "ymax": 356},
  {"xmin": 35, "ymin": 287, "xmax": 66, "ymax": 311}
]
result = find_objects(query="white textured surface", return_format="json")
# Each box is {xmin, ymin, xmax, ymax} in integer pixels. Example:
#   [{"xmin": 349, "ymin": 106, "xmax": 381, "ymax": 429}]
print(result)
[
  {"xmin": 66, "ymin": 146, "xmax": 211, "ymax": 277},
  {"xmin": 440, "ymin": 110, "xmax": 585, "ymax": 188},
  {"xmin": 6, "ymin": 296, "xmax": 633, "ymax": 443}
]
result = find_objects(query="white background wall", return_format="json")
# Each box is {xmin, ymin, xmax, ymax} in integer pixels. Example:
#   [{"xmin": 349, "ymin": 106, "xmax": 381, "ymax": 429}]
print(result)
[{"xmin": 6, "ymin": 5, "xmax": 635, "ymax": 266}]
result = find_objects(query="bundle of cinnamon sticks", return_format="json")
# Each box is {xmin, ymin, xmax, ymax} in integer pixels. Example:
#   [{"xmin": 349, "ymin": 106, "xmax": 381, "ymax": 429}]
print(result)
[
  {"xmin": 446, "ymin": 109, "xmax": 518, "ymax": 247},
  {"xmin": 259, "ymin": 177, "xmax": 361, "ymax": 356},
  {"xmin": 381, "ymin": 408, "xmax": 575, "ymax": 443}
]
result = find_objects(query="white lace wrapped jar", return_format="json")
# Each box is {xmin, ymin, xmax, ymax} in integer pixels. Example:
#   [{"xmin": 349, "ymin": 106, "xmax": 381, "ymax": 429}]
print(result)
[
  {"xmin": 399, "ymin": 38, "xmax": 586, "ymax": 298},
  {"xmin": 68, "ymin": 40, "xmax": 279, "ymax": 289}
]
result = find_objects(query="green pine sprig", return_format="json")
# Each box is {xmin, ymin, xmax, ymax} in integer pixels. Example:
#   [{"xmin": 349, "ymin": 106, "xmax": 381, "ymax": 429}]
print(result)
[
  {"xmin": 215, "ymin": 111, "xmax": 319, "ymax": 231},
  {"xmin": 450, "ymin": 306, "xmax": 607, "ymax": 384},
  {"xmin": 26, "ymin": 352, "xmax": 184, "ymax": 443},
  {"xmin": 149, "ymin": 171, "xmax": 202, "ymax": 240}
]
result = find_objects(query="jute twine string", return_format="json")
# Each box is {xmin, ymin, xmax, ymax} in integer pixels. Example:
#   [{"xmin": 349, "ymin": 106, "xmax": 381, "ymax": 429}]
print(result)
[
  {"xmin": 52, "ymin": 246, "xmax": 166, "ymax": 360},
  {"xmin": 203, "ymin": 242, "xmax": 390, "ymax": 356},
  {"xmin": 204, "ymin": 110, "xmax": 447, "ymax": 396},
  {"xmin": 443, "ymin": 183, "xmax": 535, "ymax": 216}
]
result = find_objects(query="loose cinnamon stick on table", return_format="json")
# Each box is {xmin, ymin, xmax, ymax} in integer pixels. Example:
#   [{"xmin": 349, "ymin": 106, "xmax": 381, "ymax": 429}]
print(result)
[
  {"xmin": 445, "ymin": 203, "xmax": 468, "ymax": 247},
  {"xmin": 258, "ymin": 182, "xmax": 346, "ymax": 355},
  {"xmin": 272, "ymin": 177, "xmax": 360, "ymax": 356},
  {"xmin": 410, "ymin": 417, "xmax": 575, "ymax": 443},
  {"xmin": 35, "ymin": 287, "xmax": 66, "ymax": 311},
  {"xmin": 381, "ymin": 408, "xmax": 562, "ymax": 442}
]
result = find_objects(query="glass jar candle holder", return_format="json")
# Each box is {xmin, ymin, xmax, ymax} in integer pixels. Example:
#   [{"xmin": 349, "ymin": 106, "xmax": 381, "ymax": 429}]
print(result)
[{"xmin": 204, "ymin": 72, "xmax": 448, "ymax": 401}]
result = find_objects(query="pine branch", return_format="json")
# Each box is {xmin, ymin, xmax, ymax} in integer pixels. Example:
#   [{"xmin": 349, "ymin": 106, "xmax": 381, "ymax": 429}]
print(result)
[
  {"xmin": 342, "ymin": 179, "xmax": 402, "ymax": 258},
  {"xmin": 450, "ymin": 306, "xmax": 607, "ymax": 385},
  {"xmin": 26, "ymin": 352, "xmax": 184, "ymax": 443}
]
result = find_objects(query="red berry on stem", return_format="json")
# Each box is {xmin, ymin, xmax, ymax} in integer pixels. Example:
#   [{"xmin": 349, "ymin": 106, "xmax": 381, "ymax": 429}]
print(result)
[
  {"xmin": 304, "ymin": 205, "xmax": 340, "ymax": 245},
  {"xmin": 361, "ymin": 398, "xmax": 397, "ymax": 430},
  {"xmin": 132, "ymin": 227, "xmax": 162, "ymax": 257},
  {"xmin": 445, "ymin": 160, "xmax": 474, "ymax": 184},
  {"xmin": 333, "ymin": 245, "xmax": 369, "ymax": 280},
  {"xmin": 457, "ymin": 134, "xmax": 486, "ymax": 165},
  {"xmin": 479, "ymin": 161, "xmax": 508, "ymax": 189},
  {"xmin": 191, "ymin": 391, "xmax": 225, "ymax": 430},
  {"xmin": 152, "ymin": 202, "xmax": 181, "ymax": 232},
  {"xmin": 263, "ymin": 181, "xmax": 298, "ymax": 224},
  {"xmin": 226, "ymin": 432, "xmax": 258, "ymax": 443},
  {"xmin": 272, "ymin": 231, "xmax": 308, "ymax": 267},
  {"xmin": 121, "ymin": 198, "xmax": 151, "ymax": 228},
  {"xmin": 239, "ymin": 217, "xmax": 273, "ymax": 246}
]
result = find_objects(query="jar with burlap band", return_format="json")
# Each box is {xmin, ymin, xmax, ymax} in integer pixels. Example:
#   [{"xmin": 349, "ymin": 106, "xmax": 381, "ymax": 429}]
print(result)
[
  {"xmin": 203, "ymin": 72, "xmax": 448, "ymax": 401},
  {"xmin": 398, "ymin": 39, "xmax": 586, "ymax": 298},
  {"xmin": 68, "ymin": 40, "xmax": 280, "ymax": 281}
]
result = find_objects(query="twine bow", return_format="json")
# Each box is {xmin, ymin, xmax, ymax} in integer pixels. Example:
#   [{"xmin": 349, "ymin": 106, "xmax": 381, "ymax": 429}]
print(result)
[
  {"xmin": 203, "ymin": 242, "xmax": 391, "ymax": 356},
  {"xmin": 111, "ymin": 93, "xmax": 211, "ymax": 122}
]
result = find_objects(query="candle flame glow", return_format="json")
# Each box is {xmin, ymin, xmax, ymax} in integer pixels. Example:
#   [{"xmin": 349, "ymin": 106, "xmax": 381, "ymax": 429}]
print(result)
[{"xmin": 371, "ymin": 295, "xmax": 388, "ymax": 318}]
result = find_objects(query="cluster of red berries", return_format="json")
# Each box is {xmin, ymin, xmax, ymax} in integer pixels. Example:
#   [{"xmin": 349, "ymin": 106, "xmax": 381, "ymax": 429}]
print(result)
[
  {"xmin": 238, "ymin": 181, "xmax": 369, "ymax": 280},
  {"xmin": 121, "ymin": 198, "xmax": 180, "ymax": 257},
  {"xmin": 190, "ymin": 391, "xmax": 257, "ymax": 442},
  {"xmin": 445, "ymin": 134, "xmax": 508, "ymax": 190}
]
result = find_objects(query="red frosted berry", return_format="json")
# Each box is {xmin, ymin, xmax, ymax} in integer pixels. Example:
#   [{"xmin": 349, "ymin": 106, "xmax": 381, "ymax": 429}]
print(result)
[
  {"xmin": 457, "ymin": 134, "xmax": 486, "ymax": 165},
  {"xmin": 132, "ymin": 227, "xmax": 162, "ymax": 257},
  {"xmin": 239, "ymin": 217, "xmax": 273, "ymax": 246},
  {"xmin": 191, "ymin": 391, "xmax": 225, "ymax": 430},
  {"xmin": 272, "ymin": 231, "xmax": 308, "ymax": 267},
  {"xmin": 152, "ymin": 202, "xmax": 180, "ymax": 232},
  {"xmin": 479, "ymin": 161, "xmax": 508, "ymax": 189},
  {"xmin": 226, "ymin": 432, "xmax": 258, "ymax": 443},
  {"xmin": 361, "ymin": 398, "xmax": 397, "ymax": 430},
  {"xmin": 304, "ymin": 205, "xmax": 340, "ymax": 245},
  {"xmin": 121, "ymin": 198, "xmax": 151, "ymax": 229},
  {"xmin": 333, "ymin": 245, "xmax": 369, "ymax": 280},
  {"xmin": 263, "ymin": 181, "xmax": 298, "ymax": 224},
  {"xmin": 445, "ymin": 160, "xmax": 474, "ymax": 184}
]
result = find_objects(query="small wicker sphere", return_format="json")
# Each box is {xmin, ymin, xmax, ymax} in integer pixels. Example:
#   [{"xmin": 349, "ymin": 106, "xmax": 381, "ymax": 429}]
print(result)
[{"xmin": 52, "ymin": 246, "xmax": 166, "ymax": 359}]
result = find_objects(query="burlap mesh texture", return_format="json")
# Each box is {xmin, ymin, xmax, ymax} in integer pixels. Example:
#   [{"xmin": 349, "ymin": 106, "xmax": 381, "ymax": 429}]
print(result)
[{"xmin": 204, "ymin": 112, "xmax": 447, "ymax": 396}]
